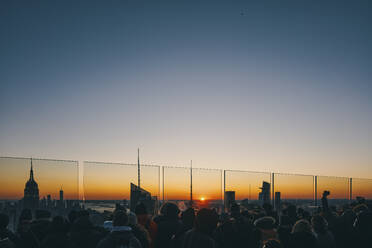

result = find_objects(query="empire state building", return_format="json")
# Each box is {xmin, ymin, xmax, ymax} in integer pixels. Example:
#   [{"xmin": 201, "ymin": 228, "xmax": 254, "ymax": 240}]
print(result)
[{"xmin": 23, "ymin": 159, "xmax": 39, "ymax": 209}]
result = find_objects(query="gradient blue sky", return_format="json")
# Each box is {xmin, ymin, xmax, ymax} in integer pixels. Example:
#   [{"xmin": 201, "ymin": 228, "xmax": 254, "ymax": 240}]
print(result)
[{"xmin": 1, "ymin": 0, "xmax": 371, "ymax": 178}]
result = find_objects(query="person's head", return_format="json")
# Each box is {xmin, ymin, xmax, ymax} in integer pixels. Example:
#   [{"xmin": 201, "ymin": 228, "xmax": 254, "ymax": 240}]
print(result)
[
  {"xmin": 163, "ymin": 202, "xmax": 180, "ymax": 219},
  {"xmin": 353, "ymin": 204, "xmax": 368, "ymax": 214},
  {"xmin": 135, "ymin": 202, "xmax": 148, "ymax": 216},
  {"xmin": 0, "ymin": 213, "xmax": 9, "ymax": 229},
  {"xmin": 181, "ymin": 208, "xmax": 195, "ymax": 228},
  {"xmin": 160, "ymin": 202, "xmax": 171, "ymax": 215},
  {"xmin": 113, "ymin": 210, "xmax": 129, "ymax": 227},
  {"xmin": 254, "ymin": 216, "xmax": 276, "ymax": 230},
  {"xmin": 195, "ymin": 208, "xmax": 218, "ymax": 235},
  {"xmin": 292, "ymin": 219, "xmax": 312, "ymax": 234},
  {"xmin": 311, "ymin": 215, "xmax": 327, "ymax": 234}
]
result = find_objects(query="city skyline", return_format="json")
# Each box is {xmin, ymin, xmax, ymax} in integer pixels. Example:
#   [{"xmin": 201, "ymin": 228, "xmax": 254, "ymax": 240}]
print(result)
[{"xmin": 1, "ymin": 157, "xmax": 371, "ymax": 202}]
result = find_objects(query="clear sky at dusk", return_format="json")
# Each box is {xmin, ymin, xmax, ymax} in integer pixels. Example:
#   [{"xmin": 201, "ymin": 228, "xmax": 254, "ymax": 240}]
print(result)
[{"xmin": 1, "ymin": 0, "xmax": 371, "ymax": 178}]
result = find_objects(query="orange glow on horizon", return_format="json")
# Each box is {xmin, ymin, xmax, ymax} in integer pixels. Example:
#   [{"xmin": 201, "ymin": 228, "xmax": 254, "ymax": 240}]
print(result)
[
  {"xmin": 0, "ymin": 158, "xmax": 79, "ymax": 200},
  {"xmin": 1, "ymin": 158, "xmax": 372, "ymax": 201}
]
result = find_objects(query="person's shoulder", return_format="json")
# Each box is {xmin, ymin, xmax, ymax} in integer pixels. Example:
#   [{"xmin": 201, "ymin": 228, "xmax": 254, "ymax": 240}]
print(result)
[{"xmin": 129, "ymin": 234, "xmax": 143, "ymax": 248}]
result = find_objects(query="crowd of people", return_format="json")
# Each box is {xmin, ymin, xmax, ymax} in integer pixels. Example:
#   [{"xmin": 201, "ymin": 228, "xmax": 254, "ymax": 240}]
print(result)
[{"xmin": 0, "ymin": 193, "xmax": 371, "ymax": 248}]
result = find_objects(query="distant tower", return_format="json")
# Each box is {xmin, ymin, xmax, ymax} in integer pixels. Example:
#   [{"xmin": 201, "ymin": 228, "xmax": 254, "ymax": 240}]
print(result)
[
  {"xmin": 224, "ymin": 191, "xmax": 236, "ymax": 211},
  {"xmin": 275, "ymin": 192, "xmax": 281, "ymax": 210},
  {"xmin": 258, "ymin": 181, "xmax": 271, "ymax": 205},
  {"xmin": 47, "ymin": 194, "xmax": 51, "ymax": 208},
  {"xmin": 137, "ymin": 148, "xmax": 140, "ymax": 188},
  {"xmin": 23, "ymin": 158, "xmax": 39, "ymax": 209},
  {"xmin": 59, "ymin": 187, "xmax": 64, "ymax": 208},
  {"xmin": 190, "ymin": 160, "xmax": 193, "ymax": 207}
]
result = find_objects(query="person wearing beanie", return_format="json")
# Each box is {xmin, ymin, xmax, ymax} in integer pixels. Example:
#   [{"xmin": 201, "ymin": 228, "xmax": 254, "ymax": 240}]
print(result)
[{"xmin": 96, "ymin": 210, "xmax": 142, "ymax": 248}]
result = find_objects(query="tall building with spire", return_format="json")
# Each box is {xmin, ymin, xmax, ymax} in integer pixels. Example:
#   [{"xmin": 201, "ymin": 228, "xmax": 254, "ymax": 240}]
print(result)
[
  {"xmin": 23, "ymin": 159, "xmax": 39, "ymax": 209},
  {"xmin": 58, "ymin": 187, "xmax": 64, "ymax": 209}
]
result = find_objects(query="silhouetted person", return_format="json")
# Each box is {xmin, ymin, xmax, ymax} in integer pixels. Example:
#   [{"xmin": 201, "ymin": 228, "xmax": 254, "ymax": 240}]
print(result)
[
  {"xmin": 214, "ymin": 210, "xmax": 258, "ymax": 248},
  {"xmin": 128, "ymin": 212, "xmax": 150, "ymax": 248},
  {"xmin": 40, "ymin": 216, "xmax": 73, "ymax": 248},
  {"xmin": 16, "ymin": 209, "xmax": 39, "ymax": 248},
  {"xmin": 285, "ymin": 205, "xmax": 298, "ymax": 227},
  {"xmin": 180, "ymin": 208, "xmax": 218, "ymax": 248},
  {"xmin": 96, "ymin": 210, "xmax": 142, "ymax": 248},
  {"xmin": 153, "ymin": 202, "xmax": 171, "ymax": 224},
  {"xmin": 321, "ymin": 191, "xmax": 330, "ymax": 213},
  {"xmin": 181, "ymin": 208, "xmax": 195, "ymax": 232},
  {"xmin": 0, "ymin": 213, "xmax": 17, "ymax": 248},
  {"xmin": 289, "ymin": 219, "xmax": 317, "ymax": 248},
  {"xmin": 154, "ymin": 203, "xmax": 181, "ymax": 248},
  {"xmin": 254, "ymin": 216, "xmax": 277, "ymax": 243},
  {"xmin": 30, "ymin": 209, "xmax": 51, "ymax": 243},
  {"xmin": 311, "ymin": 214, "xmax": 335, "ymax": 248},
  {"xmin": 353, "ymin": 210, "xmax": 372, "ymax": 247},
  {"xmin": 135, "ymin": 202, "xmax": 157, "ymax": 247},
  {"xmin": 70, "ymin": 211, "xmax": 103, "ymax": 248},
  {"xmin": 169, "ymin": 208, "xmax": 195, "ymax": 248},
  {"xmin": 333, "ymin": 209, "xmax": 355, "ymax": 248},
  {"xmin": 277, "ymin": 215, "xmax": 291, "ymax": 248}
]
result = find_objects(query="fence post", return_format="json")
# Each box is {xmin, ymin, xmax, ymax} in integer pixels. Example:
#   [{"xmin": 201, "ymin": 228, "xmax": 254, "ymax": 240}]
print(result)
[
  {"xmin": 272, "ymin": 173, "xmax": 275, "ymax": 207},
  {"xmin": 162, "ymin": 166, "xmax": 165, "ymax": 202},
  {"xmin": 314, "ymin": 176, "xmax": 318, "ymax": 206},
  {"xmin": 223, "ymin": 170, "xmax": 226, "ymax": 212},
  {"xmin": 349, "ymin": 178, "xmax": 352, "ymax": 202}
]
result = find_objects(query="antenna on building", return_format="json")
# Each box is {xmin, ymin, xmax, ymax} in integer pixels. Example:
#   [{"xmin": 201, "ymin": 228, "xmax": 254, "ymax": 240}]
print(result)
[
  {"xmin": 30, "ymin": 157, "xmax": 34, "ymax": 180},
  {"xmin": 190, "ymin": 160, "xmax": 193, "ymax": 206},
  {"xmin": 249, "ymin": 184, "xmax": 251, "ymax": 201},
  {"xmin": 137, "ymin": 148, "xmax": 140, "ymax": 188}
]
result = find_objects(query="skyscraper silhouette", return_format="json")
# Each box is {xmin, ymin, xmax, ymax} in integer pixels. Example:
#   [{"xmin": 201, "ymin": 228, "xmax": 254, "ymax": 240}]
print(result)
[{"xmin": 23, "ymin": 158, "xmax": 39, "ymax": 209}]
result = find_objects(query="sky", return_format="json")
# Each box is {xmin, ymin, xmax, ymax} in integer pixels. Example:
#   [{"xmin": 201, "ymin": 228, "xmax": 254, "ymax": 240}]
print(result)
[{"xmin": 1, "ymin": 0, "xmax": 371, "ymax": 180}]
